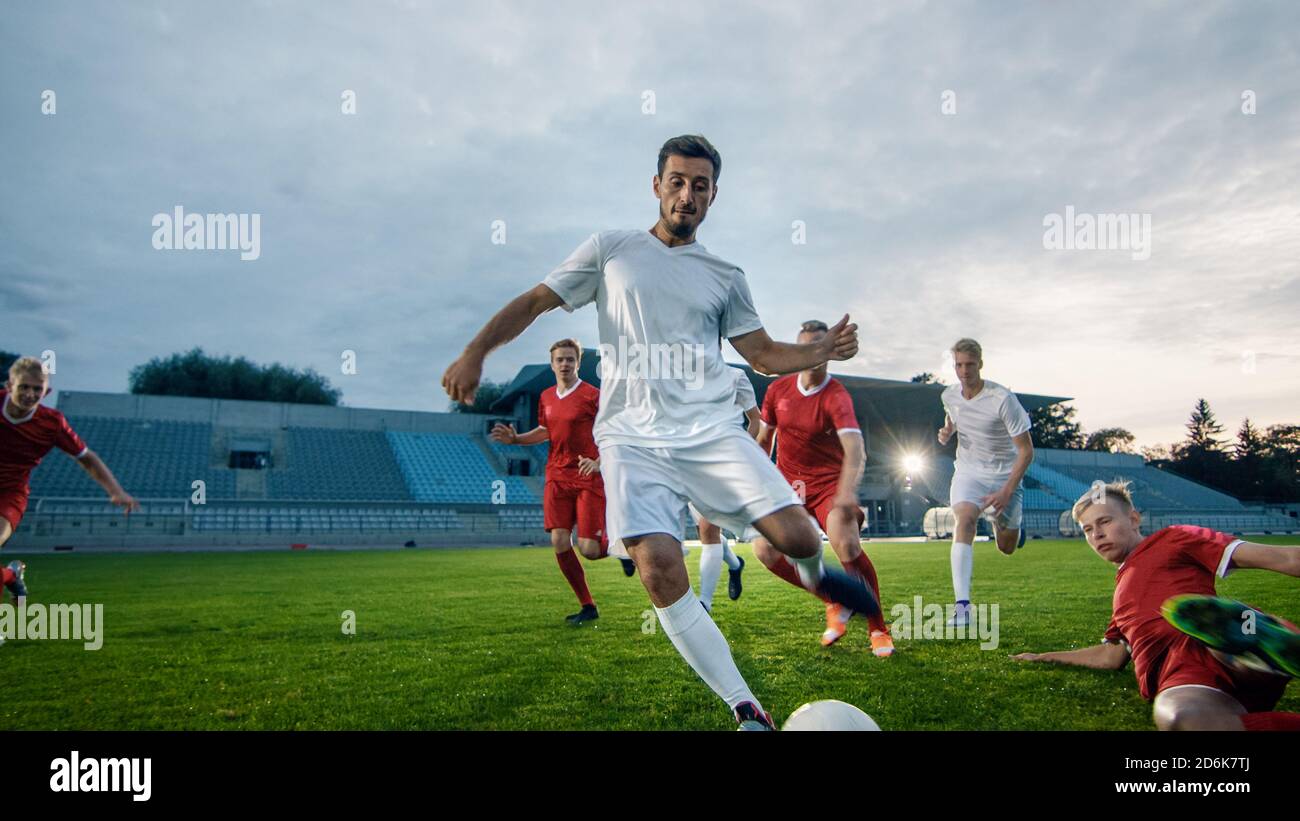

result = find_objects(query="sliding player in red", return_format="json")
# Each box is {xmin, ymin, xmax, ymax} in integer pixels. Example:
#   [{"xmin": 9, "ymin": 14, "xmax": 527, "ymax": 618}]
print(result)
[
  {"xmin": 490, "ymin": 340, "xmax": 627, "ymax": 624},
  {"xmin": 1, "ymin": 356, "xmax": 139, "ymax": 611},
  {"xmin": 1014, "ymin": 481, "xmax": 1300, "ymax": 730},
  {"xmin": 752, "ymin": 321, "xmax": 893, "ymax": 657}
]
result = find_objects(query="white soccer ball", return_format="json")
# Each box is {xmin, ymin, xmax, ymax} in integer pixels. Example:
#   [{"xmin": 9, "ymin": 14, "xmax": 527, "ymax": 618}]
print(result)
[{"xmin": 782, "ymin": 700, "xmax": 880, "ymax": 731}]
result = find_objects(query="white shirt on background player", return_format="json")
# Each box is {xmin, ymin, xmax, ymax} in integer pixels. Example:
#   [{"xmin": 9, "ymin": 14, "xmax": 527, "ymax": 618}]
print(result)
[
  {"xmin": 731, "ymin": 367, "xmax": 757, "ymax": 416},
  {"xmin": 543, "ymin": 230, "xmax": 762, "ymax": 449},
  {"xmin": 941, "ymin": 380, "xmax": 1031, "ymax": 476}
]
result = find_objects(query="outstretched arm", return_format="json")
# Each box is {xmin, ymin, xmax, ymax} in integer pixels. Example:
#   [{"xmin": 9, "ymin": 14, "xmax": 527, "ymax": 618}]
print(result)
[
  {"xmin": 1229, "ymin": 542, "xmax": 1300, "ymax": 577},
  {"xmin": 729, "ymin": 314, "xmax": 858, "ymax": 376},
  {"xmin": 76, "ymin": 450, "xmax": 140, "ymax": 514},
  {"xmin": 442, "ymin": 284, "xmax": 566, "ymax": 404},
  {"xmin": 489, "ymin": 423, "xmax": 549, "ymax": 446},
  {"xmin": 1012, "ymin": 642, "xmax": 1129, "ymax": 670}
]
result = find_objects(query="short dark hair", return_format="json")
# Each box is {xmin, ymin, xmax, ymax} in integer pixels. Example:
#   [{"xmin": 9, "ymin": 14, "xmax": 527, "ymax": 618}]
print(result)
[
  {"xmin": 657, "ymin": 134, "xmax": 721, "ymax": 185},
  {"xmin": 800, "ymin": 319, "xmax": 829, "ymax": 334}
]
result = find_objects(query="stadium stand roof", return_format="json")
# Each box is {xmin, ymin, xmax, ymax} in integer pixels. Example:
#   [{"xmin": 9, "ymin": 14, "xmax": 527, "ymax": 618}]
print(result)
[{"xmin": 492, "ymin": 348, "xmax": 1069, "ymax": 448}]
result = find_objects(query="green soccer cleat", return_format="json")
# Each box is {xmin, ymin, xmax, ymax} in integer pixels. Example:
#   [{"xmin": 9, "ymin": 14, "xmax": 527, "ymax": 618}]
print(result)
[{"xmin": 1162, "ymin": 595, "xmax": 1300, "ymax": 678}]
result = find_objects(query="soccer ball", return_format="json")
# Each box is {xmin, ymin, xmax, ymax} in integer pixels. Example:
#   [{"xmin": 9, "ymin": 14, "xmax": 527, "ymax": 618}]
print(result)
[{"xmin": 781, "ymin": 700, "xmax": 880, "ymax": 731}]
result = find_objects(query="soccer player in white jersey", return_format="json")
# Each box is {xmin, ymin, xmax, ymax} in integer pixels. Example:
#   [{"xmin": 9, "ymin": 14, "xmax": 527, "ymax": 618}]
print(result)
[
  {"xmin": 692, "ymin": 366, "xmax": 757, "ymax": 612},
  {"xmin": 937, "ymin": 338, "xmax": 1034, "ymax": 626},
  {"xmin": 442, "ymin": 134, "xmax": 880, "ymax": 729}
]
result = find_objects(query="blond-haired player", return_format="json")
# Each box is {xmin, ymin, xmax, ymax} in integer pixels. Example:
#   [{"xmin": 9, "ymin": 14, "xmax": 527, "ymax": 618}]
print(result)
[
  {"xmin": 937, "ymin": 338, "xmax": 1033, "ymax": 626},
  {"xmin": 0, "ymin": 357, "xmax": 139, "ymax": 612},
  {"xmin": 1014, "ymin": 481, "xmax": 1300, "ymax": 730}
]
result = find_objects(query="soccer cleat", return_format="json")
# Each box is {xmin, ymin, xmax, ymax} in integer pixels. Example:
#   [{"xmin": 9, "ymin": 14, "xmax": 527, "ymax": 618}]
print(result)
[
  {"xmin": 734, "ymin": 701, "xmax": 775, "ymax": 731},
  {"xmin": 565, "ymin": 603, "xmax": 599, "ymax": 625},
  {"xmin": 814, "ymin": 567, "xmax": 880, "ymax": 618},
  {"xmin": 946, "ymin": 601, "xmax": 972, "ymax": 627},
  {"xmin": 870, "ymin": 630, "xmax": 895, "ymax": 658},
  {"xmin": 1163, "ymin": 595, "xmax": 1300, "ymax": 678},
  {"xmin": 4, "ymin": 560, "xmax": 27, "ymax": 598},
  {"xmin": 619, "ymin": 558, "xmax": 637, "ymax": 577},
  {"xmin": 728, "ymin": 555, "xmax": 745, "ymax": 601},
  {"xmin": 821, "ymin": 603, "xmax": 853, "ymax": 647}
]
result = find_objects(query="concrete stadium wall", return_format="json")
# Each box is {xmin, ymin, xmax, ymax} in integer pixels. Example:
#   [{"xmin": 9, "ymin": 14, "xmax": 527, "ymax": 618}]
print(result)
[{"xmin": 57, "ymin": 391, "xmax": 490, "ymax": 434}]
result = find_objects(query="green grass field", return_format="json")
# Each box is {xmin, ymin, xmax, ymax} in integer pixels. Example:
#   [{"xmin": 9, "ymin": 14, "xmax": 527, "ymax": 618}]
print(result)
[{"xmin": 3, "ymin": 537, "xmax": 1297, "ymax": 730}]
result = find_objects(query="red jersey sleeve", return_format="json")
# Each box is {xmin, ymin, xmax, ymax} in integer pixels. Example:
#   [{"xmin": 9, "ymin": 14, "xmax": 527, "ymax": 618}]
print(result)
[
  {"xmin": 1168, "ymin": 525, "xmax": 1240, "ymax": 577},
  {"xmin": 1102, "ymin": 615, "xmax": 1125, "ymax": 645},
  {"xmin": 55, "ymin": 413, "xmax": 89, "ymax": 458},
  {"xmin": 827, "ymin": 383, "xmax": 859, "ymax": 432}
]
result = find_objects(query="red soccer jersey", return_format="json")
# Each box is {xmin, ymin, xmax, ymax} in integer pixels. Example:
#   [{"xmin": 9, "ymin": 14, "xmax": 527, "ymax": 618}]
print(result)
[
  {"xmin": 760, "ymin": 373, "xmax": 861, "ymax": 489},
  {"xmin": 1102, "ymin": 525, "xmax": 1242, "ymax": 700},
  {"xmin": 538, "ymin": 380, "xmax": 601, "ymax": 487},
  {"xmin": 0, "ymin": 389, "xmax": 89, "ymax": 497}
]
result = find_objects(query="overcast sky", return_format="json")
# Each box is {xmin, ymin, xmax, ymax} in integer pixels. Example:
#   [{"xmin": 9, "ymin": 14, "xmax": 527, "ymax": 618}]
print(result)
[{"xmin": 2, "ymin": 0, "xmax": 1297, "ymax": 448}]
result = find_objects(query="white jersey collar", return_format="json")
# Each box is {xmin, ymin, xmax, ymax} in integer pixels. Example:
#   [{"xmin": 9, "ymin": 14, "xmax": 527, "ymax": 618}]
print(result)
[
  {"xmin": 797, "ymin": 373, "xmax": 831, "ymax": 397},
  {"xmin": 555, "ymin": 378, "xmax": 583, "ymax": 399},
  {"xmin": 2, "ymin": 396, "xmax": 38, "ymax": 425}
]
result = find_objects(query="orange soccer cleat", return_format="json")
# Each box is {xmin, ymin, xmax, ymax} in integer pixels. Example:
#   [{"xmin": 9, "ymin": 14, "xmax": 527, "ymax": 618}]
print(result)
[
  {"xmin": 870, "ymin": 630, "xmax": 895, "ymax": 658},
  {"xmin": 821, "ymin": 603, "xmax": 853, "ymax": 647}
]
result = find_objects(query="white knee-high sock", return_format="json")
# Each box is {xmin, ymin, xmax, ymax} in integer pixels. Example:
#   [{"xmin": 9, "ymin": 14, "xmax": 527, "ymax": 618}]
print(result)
[
  {"xmin": 951, "ymin": 540, "xmax": 973, "ymax": 603},
  {"xmin": 654, "ymin": 589, "xmax": 759, "ymax": 712},
  {"xmin": 698, "ymin": 543, "xmax": 724, "ymax": 609},
  {"xmin": 720, "ymin": 538, "xmax": 741, "ymax": 570},
  {"xmin": 791, "ymin": 547, "xmax": 825, "ymax": 589}
]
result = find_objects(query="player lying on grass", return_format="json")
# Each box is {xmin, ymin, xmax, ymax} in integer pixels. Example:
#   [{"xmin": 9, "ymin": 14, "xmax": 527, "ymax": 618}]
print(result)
[
  {"xmin": 442, "ymin": 134, "xmax": 880, "ymax": 730},
  {"xmin": 490, "ymin": 339, "xmax": 631, "ymax": 624},
  {"xmin": 752, "ymin": 320, "xmax": 892, "ymax": 656},
  {"xmin": 1013, "ymin": 480, "xmax": 1300, "ymax": 730},
  {"xmin": 937, "ymin": 338, "xmax": 1033, "ymax": 627},
  {"xmin": 0, "ymin": 356, "xmax": 139, "ymax": 609}
]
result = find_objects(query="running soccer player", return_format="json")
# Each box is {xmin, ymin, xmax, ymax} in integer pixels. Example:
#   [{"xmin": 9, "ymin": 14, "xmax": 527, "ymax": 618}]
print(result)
[
  {"xmin": 937, "ymin": 338, "xmax": 1034, "ymax": 627},
  {"xmin": 0, "ymin": 356, "xmax": 140, "ymax": 605},
  {"xmin": 489, "ymin": 339, "xmax": 628, "ymax": 624},
  {"xmin": 752, "ymin": 321, "xmax": 892, "ymax": 657},
  {"xmin": 692, "ymin": 366, "xmax": 755, "ymax": 612},
  {"xmin": 1014, "ymin": 481, "xmax": 1300, "ymax": 731},
  {"xmin": 442, "ymin": 134, "xmax": 880, "ymax": 729}
]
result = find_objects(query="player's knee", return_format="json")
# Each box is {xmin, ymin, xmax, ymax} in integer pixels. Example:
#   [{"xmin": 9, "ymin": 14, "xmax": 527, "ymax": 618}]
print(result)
[{"xmin": 753, "ymin": 540, "xmax": 780, "ymax": 567}]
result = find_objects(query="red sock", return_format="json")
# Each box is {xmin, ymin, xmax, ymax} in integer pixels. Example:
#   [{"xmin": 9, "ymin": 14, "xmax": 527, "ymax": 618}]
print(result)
[
  {"xmin": 1, "ymin": 567, "xmax": 12, "ymax": 587},
  {"xmin": 555, "ymin": 549, "xmax": 593, "ymax": 607},
  {"xmin": 765, "ymin": 556, "xmax": 831, "ymax": 602},
  {"xmin": 1241, "ymin": 712, "xmax": 1300, "ymax": 731},
  {"xmin": 847, "ymin": 552, "xmax": 888, "ymax": 633},
  {"xmin": 597, "ymin": 535, "xmax": 609, "ymax": 559}
]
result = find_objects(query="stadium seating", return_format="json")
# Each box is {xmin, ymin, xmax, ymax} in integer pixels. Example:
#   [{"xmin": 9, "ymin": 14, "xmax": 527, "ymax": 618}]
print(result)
[
  {"xmin": 388, "ymin": 432, "xmax": 538, "ymax": 504},
  {"xmin": 268, "ymin": 427, "xmax": 410, "ymax": 501},
  {"xmin": 28, "ymin": 417, "xmax": 237, "ymax": 499}
]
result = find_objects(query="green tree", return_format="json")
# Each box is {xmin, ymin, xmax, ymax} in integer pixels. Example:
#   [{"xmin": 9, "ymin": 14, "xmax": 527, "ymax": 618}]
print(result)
[
  {"xmin": 129, "ymin": 348, "xmax": 341, "ymax": 405},
  {"xmin": 1262, "ymin": 424, "xmax": 1300, "ymax": 500},
  {"xmin": 1028, "ymin": 403, "xmax": 1084, "ymax": 449},
  {"xmin": 450, "ymin": 379, "xmax": 506, "ymax": 414},
  {"xmin": 1230, "ymin": 418, "xmax": 1268, "ymax": 500},
  {"xmin": 1084, "ymin": 427, "xmax": 1136, "ymax": 453},
  {"xmin": 1172, "ymin": 398, "xmax": 1227, "ymax": 484},
  {"xmin": 910, "ymin": 372, "xmax": 943, "ymax": 384}
]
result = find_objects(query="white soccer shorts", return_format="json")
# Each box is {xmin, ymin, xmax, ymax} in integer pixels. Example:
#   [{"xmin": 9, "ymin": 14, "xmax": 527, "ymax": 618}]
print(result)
[
  {"xmin": 600, "ymin": 426, "xmax": 801, "ymax": 550},
  {"xmin": 949, "ymin": 469, "xmax": 1024, "ymax": 530}
]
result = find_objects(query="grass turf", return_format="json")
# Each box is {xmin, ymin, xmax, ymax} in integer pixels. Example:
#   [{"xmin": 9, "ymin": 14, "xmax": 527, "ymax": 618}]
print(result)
[{"xmin": 2, "ymin": 536, "xmax": 1297, "ymax": 730}]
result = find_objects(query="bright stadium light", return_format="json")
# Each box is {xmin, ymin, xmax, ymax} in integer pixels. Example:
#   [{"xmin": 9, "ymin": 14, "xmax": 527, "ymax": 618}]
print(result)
[{"xmin": 902, "ymin": 453, "xmax": 924, "ymax": 475}]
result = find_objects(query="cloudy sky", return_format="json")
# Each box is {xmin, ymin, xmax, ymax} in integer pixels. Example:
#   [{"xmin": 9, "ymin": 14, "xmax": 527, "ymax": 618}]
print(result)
[{"xmin": 2, "ymin": 0, "xmax": 1297, "ymax": 449}]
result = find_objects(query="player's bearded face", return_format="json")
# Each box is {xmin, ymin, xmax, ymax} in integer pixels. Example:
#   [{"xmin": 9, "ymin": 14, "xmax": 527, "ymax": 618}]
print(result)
[{"xmin": 655, "ymin": 155, "xmax": 716, "ymax": 238}]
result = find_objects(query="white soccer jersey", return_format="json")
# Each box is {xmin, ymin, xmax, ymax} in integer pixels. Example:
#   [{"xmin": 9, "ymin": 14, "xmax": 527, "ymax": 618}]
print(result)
[
  {"xmin": 543, "ymin": 230, "xmax": 764, "ymax": 449},
  {"xmin": 731, "ymin": 367, "xmax": 757, "ymax": 414},
  {"xmin": 941, "ymin": 380, "xmax": 1032, "ymax": 475}
]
